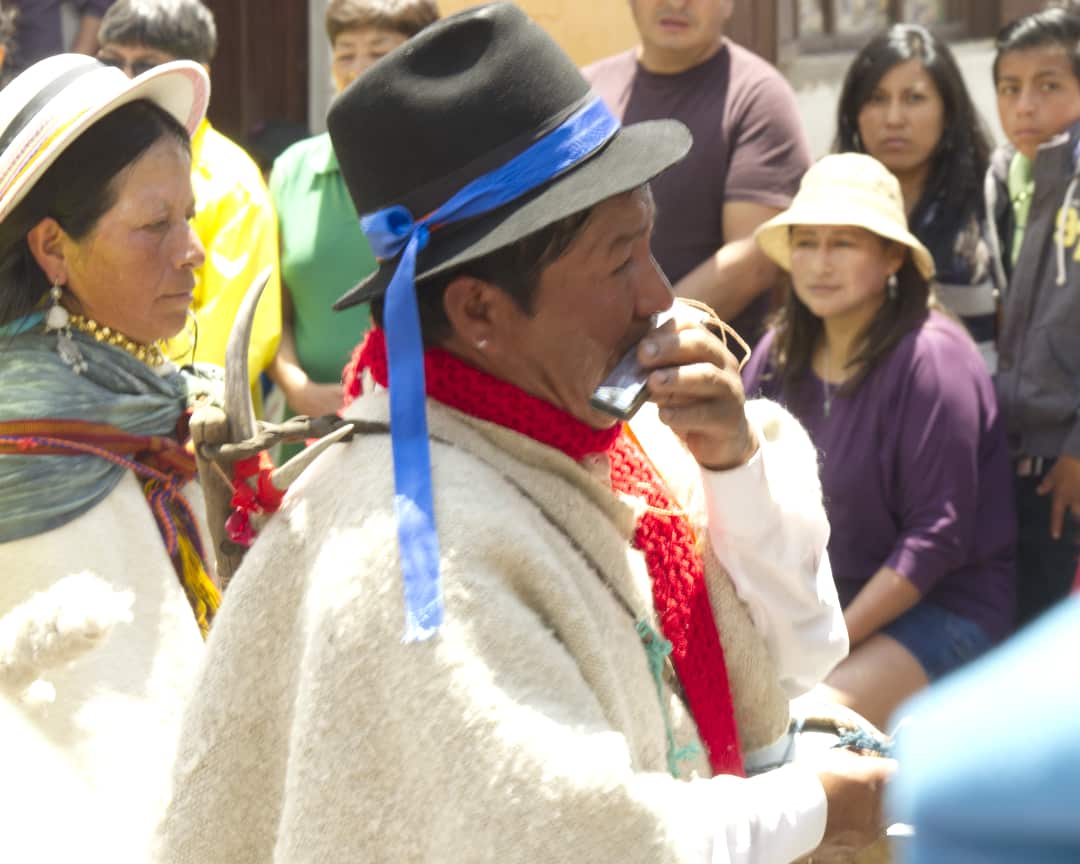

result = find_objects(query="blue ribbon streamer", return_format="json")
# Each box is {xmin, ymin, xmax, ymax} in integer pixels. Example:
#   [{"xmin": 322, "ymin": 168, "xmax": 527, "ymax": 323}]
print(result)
[{"xmin": 361, "ymin": 97, "xmax": 620, "ymax": 642}]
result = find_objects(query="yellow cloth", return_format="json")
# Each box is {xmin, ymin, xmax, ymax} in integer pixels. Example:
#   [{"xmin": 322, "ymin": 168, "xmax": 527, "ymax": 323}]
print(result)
[
  {"xmin": 176, "ymin": 529, "xmax": 220, "ymax": 639},
  {"xmin": 164, "ymin": 120, "xmax": 281, "ymax": 415},
  {"xmin": 140, "ymin": 477, "xmax": 221, "ymax": 639}
]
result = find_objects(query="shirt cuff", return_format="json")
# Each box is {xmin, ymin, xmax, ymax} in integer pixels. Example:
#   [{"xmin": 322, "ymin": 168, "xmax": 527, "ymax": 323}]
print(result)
[
  {"xmin": 699, "ymin": 444, "xmax": 771, "ymax": 541},
  {"xmin": 696, "ymin": 765, "xmax": 827, "ymax": 864},
  {"xmin": 884, "ymin": 544, "xmax": 939, "ymax": 597},
  {"xmin": 700, "ymin": 399, "xmax": 829, "ymax": 550}
]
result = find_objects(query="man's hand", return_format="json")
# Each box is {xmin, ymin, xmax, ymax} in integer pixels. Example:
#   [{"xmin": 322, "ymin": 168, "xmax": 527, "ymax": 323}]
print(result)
[
  {"xmin": 811, "ymin": 749, "xmax": 896, "ymax": 860},
  {"xmin": 639, "ymin": 313, "xmax": 757, "ymax": 471},
  {"xmin": 1037, "ymin": 454, "xmax": 1080, "ymax": 539}
]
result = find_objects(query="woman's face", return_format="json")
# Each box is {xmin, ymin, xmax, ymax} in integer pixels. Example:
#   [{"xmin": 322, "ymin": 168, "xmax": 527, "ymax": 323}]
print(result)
[
  {"xmin": 857, "ymin": 59, "xmax": 945, "ymax": 183},
  {"xmin": 331, "ymin": 27, "xmax": 408, "ymax": 93},
  {"xmin": 58, "ymin": 136, "xmax": 204, "ymax": 344},
  {"xmin": 789, "ymin": 225, "xmax": 903, "ymax": 329}
]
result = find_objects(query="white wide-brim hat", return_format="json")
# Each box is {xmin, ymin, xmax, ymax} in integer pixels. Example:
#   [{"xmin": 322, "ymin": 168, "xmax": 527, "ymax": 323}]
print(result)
[
  {"xmin": 754, "ymin": 152, "xmax": 936, "ymax": 281},
  {"xmin": 0, "ymin": 54, "xmax": 210, "ymax": 224}
]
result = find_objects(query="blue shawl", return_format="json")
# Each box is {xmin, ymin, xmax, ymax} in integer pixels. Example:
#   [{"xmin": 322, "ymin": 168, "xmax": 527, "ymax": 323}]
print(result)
[{"xmin": 0, "ymin": 320, "xmax": 221, "ymax": 543}]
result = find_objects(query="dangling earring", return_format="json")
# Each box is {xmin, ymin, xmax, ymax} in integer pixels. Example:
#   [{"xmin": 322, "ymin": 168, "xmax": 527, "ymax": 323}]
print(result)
[
  {"xmin": 887, "ymin": 273, "xmax": 899, "ymax": 301},
  {"xmin": 44, "ymin": 280, "xmax": 68, "ymax": 330},
  {"xmin": 44, "ymin": 280, "xmax": 87, "ymax": 374},
  {"xmin": 853, "ymin": 129, "xmax": 863, "ymax": 152}
]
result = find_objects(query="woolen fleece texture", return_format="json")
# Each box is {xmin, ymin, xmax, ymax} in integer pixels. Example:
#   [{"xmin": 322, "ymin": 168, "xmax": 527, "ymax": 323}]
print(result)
[
  {"xmin": 1, "ymin": 474, "xmax": 208, "ymax": 862},
  {"xmin": 157, "ymin": 391, "xmax": 812, "ymax": 863},
  {"xmin": 348, "ymin": 327, "xmax": 744, "ymax": 775}
]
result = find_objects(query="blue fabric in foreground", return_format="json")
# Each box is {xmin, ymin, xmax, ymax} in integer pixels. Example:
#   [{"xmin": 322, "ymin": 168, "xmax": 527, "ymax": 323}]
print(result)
[
  {"xmin": 889, "ymin": 595, "xmax": 1080, "ymax": 863},
  {"xmin": 360, "ymin": 97, "xmax": 621, "ymax": 641}
]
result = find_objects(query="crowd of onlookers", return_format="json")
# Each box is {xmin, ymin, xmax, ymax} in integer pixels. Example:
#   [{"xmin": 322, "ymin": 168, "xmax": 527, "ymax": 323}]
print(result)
[
  {"xmin": 1, "ymin": 0, "xmax": 1079, "ymax": 859},
  {"xmin": 596, "ymin": 0, "xmax": 1080, "ymax": 727},
  {"xmin": 1, "ymin": 1, "xmax": 1076, "ymax": 689}
]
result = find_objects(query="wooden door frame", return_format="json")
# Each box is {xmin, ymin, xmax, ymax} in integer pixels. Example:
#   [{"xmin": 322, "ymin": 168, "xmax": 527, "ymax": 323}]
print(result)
[{"xmin": 203, "ymin": 0, "xmax": 310, "ymax": 146}]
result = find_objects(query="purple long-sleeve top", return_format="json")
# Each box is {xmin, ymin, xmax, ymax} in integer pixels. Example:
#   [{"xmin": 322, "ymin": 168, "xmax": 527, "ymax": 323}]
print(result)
[{"xmin": 743, "ymin": 311, "xmax": 1017, "ymax": 642}]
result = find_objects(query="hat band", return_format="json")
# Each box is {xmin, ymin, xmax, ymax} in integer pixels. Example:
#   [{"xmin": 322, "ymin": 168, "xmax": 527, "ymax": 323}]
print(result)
[
  {"xmin": 0, "ymin": 58, "xmax": 100, "ymax": 154},
  {"xmin": 360, "ymin": 96, "xmax": 620, "ymax": 642}
]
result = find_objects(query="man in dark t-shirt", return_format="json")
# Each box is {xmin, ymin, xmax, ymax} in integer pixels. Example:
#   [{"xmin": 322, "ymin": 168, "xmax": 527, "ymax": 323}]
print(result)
[
  {"xmin": 584, "ymin": 0, "xmax": 810, "ymax": 343},
  {"xmin": 8, "ymin": 0, "xmax": 114, "ymax": 76}
]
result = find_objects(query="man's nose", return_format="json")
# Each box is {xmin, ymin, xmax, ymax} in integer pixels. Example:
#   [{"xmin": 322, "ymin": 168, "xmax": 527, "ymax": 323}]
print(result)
[{"xmin": 638, "ymin": 254, "xmax": 675, "ymax": 317}]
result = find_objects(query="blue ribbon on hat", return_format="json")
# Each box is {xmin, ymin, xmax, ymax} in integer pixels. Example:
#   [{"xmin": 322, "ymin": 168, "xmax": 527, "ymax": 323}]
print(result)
[{"xmin": 360, "ymin": 96, "xmax": 620, "ymax": 642}]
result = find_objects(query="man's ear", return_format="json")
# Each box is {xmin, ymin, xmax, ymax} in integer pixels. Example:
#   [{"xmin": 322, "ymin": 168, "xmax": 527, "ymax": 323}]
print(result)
[
  {"xmin": 25, "ymin": 217, "xmax": 70, "ymax": 286},
  {"xmin": 442, "ymin": 274, "xmax": 519, "ymax": 353}
]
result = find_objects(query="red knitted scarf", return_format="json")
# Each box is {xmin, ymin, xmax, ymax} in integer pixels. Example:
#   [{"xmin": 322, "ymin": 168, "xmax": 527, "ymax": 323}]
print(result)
[{"xmin": 344, "ymin": 329, "xmax": 744, "ymax": 776}]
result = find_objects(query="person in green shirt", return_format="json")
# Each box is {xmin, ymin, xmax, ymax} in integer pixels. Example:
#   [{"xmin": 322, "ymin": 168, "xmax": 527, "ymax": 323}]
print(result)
[{"xmin": 268, "ymin": 0, "xmax": 439, "ymax": 430}]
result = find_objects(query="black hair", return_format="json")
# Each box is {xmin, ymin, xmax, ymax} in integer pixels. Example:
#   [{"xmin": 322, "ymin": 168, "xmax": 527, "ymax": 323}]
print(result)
[
  {"xmin": 994, "ymin": 4, "xmax": 1080, "ymax": 84},
  {"xmin": 371, "ymin": 205, "xmax": 595, "ymax": 347},
  {"xmin": 0, "ymin": 100, "xmax": 191, "ymax": 327},
  {"xmin": 246, "ymin": 119, "xmax": 309, "ymax": 177},
  {"xmin": 99, "ymin": 0, "xmax": 217, "ymax": 65},
  {"xmin": 835, "ymin": 24, "xmax": 992, "ymax": 239}
]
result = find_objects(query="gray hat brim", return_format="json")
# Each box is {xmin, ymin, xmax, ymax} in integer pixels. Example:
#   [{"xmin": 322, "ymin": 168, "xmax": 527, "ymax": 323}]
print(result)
[{"xmin": 333, "ymin": 118, "xmax": 692, "ymax": 311}]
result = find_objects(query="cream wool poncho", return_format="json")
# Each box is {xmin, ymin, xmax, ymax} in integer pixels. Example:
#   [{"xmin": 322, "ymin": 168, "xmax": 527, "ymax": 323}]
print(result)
[
  {"xmin": 0, "ymin": 332, "xmax": 218, "ymax": 863},
  {"xmin": 158, "ymin": 390, "xmax": 845, "ymax": 863},
  {"xmin": 1, "ymin": 474, "xmax": 209, "ymax": 863}
]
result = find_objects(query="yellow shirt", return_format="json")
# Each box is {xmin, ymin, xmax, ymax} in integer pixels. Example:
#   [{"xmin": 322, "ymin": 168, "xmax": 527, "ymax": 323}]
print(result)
[{"xmin": 165, "ymin": 120, "xmax": 281, "ymax": 413}]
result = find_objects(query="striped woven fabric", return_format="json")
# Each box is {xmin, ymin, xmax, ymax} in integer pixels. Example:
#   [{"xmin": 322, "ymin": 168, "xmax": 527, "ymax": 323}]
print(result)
[
  {"xmin": 0, "ymin": 417, "xmax": 196, "ymax": 475},
  {"xmin": 0, "ymin": 417, "xmax": 220, "ymax": 636}
]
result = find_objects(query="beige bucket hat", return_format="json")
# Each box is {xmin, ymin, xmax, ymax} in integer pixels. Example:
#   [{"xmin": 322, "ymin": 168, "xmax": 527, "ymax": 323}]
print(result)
[
  {"xmin": 754, "ymin": 152, "xmax": 935, "ymax": 280},
  {"xmin": 0, "ymin": 53, "xmax": 209, "ymax": 224}
]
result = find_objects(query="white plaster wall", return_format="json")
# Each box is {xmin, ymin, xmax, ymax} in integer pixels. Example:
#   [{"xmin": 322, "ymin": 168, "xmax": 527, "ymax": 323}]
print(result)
[
  {"xmin": 60, "ymin": 2, "xmax": 77, "ymax": 47},
  {"xmin": 309, "ymin": 0, "xmax": 335, "ymax": 134}
]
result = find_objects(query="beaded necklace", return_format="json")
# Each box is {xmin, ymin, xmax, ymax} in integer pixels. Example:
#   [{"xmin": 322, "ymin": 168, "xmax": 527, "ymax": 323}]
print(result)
[{"xmin": 67, "ymin": 313, "xmax": 166, "ymax": 367}]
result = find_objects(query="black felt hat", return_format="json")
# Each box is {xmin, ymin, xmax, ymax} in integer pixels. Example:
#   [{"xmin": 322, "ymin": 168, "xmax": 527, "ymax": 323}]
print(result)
[{"xmin": 328, "ymin": 2, "xmax": 691, "ymax": 310}]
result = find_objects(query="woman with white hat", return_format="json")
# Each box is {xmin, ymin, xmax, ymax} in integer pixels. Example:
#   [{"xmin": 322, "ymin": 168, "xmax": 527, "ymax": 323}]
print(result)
[
  {"xmin": 745, "ymin": 153, "xmax": 1017, "ymax": 730},
  {"xmin": 0, "ymin": 54, "xmax": 218, "ymax": 859}
]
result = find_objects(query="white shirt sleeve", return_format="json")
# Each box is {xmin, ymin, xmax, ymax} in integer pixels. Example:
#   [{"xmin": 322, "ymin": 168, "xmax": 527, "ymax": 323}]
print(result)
[
  {"xmin": 682, "ymin": 765, "xmax": 827, "ymax": 864},
  {"xmin": 701, "ymin": 398, "xmax": 848, "ymax": 698}
]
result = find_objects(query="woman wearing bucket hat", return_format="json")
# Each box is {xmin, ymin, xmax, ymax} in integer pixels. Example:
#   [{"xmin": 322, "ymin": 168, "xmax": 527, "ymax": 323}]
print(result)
[
  {"xmin": 158, "ymin": 5, "xmax": 896, "ymax": 863},
  {"xmin": 745, "ymin": 153, "xmax": 1017, "ymax": 730},
  {"xmin": 0, "ymin": 54, "xmax": 219, "ymax": 859}
]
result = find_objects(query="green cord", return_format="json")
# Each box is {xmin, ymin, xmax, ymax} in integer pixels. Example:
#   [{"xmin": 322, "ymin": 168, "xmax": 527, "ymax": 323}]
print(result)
[{"xmin": 636, "ymin": 618, "xmax": 701, "ymax": 778}]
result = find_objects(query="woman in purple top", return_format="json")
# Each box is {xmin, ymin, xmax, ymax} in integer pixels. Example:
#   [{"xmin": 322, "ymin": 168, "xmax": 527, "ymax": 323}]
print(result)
[{"xmin": 745, "ymin": 153, "xmax": 1016, "ymax": 729}]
